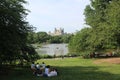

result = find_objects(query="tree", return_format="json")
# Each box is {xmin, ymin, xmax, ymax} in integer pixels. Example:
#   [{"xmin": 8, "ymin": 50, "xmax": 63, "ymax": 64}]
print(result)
[
  {"xmin": 36, "ymin": 32, "xmax": 50, "ymax": 43},
  {"xmin": 27, "ymin": 31, "xmax": 38, "ymax": 44},
  {"xmin": 106, "ymin": 0, "xmax": 120, "ymax": 49},
  {"xmin": 84, "ymin": 0, "xmax": 115, "ymax": 50},
  {"xmin": 49, "ymin": 36, "xmax": 62, "ymax": 43},
  {"xmin": 61, "ymin": 34, "xmax": 73, "ymax": 43},
  {"xmin": 69, "ymin": 28, "xmax": 92, "ymax": 53},
  {"xmin": 0, "ymin": 0, "xmax": 34, "ymax": 64},
  {"xmin": 69, "ymin": 0, "xmax": 120, "ymax": 56}
]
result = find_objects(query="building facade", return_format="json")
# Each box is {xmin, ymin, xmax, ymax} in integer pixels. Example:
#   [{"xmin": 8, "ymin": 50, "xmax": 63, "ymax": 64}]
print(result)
[{"xmin": 48, "ymin": 28, "xmax": 64, "ymax": 36}]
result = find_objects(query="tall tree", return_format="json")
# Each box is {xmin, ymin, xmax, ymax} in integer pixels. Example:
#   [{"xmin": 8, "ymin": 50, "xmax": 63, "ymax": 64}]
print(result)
[
  {"xmin": 106, "ymin": 0, "xmax": 120, "ymax": 49},
  {"xmin": 0, "ymin": 0, "xmax": 32, "ymax": 64},
  {"xmin": 84, "ymin": 0, "xmax": 114, "ymax": 50},
  {"xmin": 36, "ymin": 32, "xmax": 50, "ymax": 43},
  {"xmin": 69, "ymin": 28, "xmax": 92, "ymax": 53},
  {"xmin": 69, "ymin": 0, "xmax": 120, "ymax": 55}
]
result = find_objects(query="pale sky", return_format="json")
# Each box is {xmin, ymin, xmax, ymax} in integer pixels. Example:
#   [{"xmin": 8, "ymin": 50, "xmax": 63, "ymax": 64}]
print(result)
[{"xmin": 25, "ymin": 0, "xmax": 90, "ymax": 33}]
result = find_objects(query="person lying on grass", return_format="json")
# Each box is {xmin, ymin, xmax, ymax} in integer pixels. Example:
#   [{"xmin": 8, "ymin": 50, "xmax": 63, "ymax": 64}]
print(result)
[{"xmin": 47, "ymin": 68, "xmax": 57, "ymax": 77}]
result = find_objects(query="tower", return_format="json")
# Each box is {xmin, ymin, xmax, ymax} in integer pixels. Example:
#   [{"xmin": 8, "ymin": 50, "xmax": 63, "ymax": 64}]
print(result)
[{"xmin": 54, "ymin": 27, "xmax": 64, "ymax": 36}]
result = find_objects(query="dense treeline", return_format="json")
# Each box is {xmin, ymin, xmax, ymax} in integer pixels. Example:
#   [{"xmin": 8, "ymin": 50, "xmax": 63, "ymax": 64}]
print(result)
[
  {"xmin": 0, "ymin": 0, "xmax": 39, "ymax": 65},
  {"xmin": 69, "ymin": 0, "xmax": 120, "ymax": 56},
  {"xmin": 27, "ymin": 31, "xmax": 73, "ymax": 44}
]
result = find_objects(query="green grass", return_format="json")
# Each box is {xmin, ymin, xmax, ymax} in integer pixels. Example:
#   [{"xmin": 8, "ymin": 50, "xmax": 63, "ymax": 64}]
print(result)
[{"xmin": 1, "ymin": 57, "xmax": 120, "ymax": 80}]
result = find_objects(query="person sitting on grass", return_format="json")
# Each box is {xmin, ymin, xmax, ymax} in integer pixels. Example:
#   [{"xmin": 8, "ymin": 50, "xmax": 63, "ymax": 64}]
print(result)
[
  {"xmin": 41, "ymin": 62, "xmax": 46, "ymax": 69},
  {"xmin": 35, "ymin": 63, "xmax": 43, "ymax": 76},
  {"xmin": 43, "ymin": 65, "xmax": 51, "ymax": 77},
  {"xmin": 40, "ymin": 62, "xmax": 46, "ymax": 73},
  {"xmin": 36, "ymin": 63, "xmax": 40, "ymax": 70},
  {"xmin": 31, "ymin": 62, "xmax": 36, "ymax": 75}
]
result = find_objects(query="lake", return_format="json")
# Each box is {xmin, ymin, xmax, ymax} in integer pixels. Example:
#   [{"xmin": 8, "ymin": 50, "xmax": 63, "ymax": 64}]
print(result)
[{"xmin": 35, "ymin": 44, "xmax": 69, "ymax": 56}]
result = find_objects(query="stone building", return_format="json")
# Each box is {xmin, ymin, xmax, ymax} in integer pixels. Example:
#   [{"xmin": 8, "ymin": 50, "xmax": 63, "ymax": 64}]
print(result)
[{"xmin": 48, "ymin": 28, "xmax": 64, "ymax": 36}]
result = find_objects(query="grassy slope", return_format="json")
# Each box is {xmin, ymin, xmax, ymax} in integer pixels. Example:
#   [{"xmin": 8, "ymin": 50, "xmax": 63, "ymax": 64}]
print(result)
[{"xmin": 1, "ymin": 57, "xmax": 120, "ymax": 80}]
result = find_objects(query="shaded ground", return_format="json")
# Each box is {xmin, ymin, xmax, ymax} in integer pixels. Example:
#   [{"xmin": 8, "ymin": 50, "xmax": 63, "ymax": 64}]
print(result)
[{"xmin": 94, "ymin": 57, "xmax": 120, "ymax": 64}]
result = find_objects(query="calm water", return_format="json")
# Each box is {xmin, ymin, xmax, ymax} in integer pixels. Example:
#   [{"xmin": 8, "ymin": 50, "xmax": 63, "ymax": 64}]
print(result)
[{"xmin": 36, "ymin": 44, "xmax": 69, "ymax": 56}]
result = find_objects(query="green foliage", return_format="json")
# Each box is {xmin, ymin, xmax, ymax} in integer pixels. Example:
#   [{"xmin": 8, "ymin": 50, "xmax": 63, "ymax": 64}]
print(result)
[
  {"xmin": 27, "ymin": 32, "xmax": 38, "ymax": 43},
  {"xmin": 69, "ymin": 0, "xmax": 120, "ymax": 56},
  {"xmin": 61, "ymin": 34, "xmax": 73, "ymax": 43},
  {"xmin": 36, "ymin": 32, "xmax": 50, "ymax": 43},
  {"xmin": 27, "ymin": 31, "xmax": 73, "ymax": 44},
  {"xmin": 0, "ymin": 0, "xmax": 38, "ymax": 65},
  {"xmin": 49, "ymin": 36, "xmax": 63, "ymax": 43},
  {"xmin": 69, "ymin": 28, "xmax": 92, "ymax": 53},
  {"xmin": 20, "ymin": 44, "xmax": 40, "ymax": 62}
]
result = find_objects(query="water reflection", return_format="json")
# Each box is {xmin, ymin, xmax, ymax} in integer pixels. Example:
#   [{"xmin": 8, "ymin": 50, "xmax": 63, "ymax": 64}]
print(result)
[{"xmin": 36, "ymin": 44, "xmax": 68, "ymax": 56}]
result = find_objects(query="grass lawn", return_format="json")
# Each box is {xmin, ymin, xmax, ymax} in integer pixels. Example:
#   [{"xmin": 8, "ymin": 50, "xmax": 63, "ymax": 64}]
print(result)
[{"xmin": 1, "ymin": 57, "xmax": 120, "ymax": 80}]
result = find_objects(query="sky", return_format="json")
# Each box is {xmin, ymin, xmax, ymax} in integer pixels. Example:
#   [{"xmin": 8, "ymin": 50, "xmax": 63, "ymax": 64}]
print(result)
[{"xmin": 25, "ymin": 0, "xmax": 90, "ymax": 33}]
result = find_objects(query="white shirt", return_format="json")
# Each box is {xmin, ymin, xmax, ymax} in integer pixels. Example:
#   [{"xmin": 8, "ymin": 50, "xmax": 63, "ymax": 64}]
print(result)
[
  {"xmin": 36, "ymin": 64, "xmax": 40, "ymax": 69},
  {"xmin": 41, "ymin": 64, "xmax": 46, "ymax": 68},
  {"xmin": 44, "ymin": 68, "xmax": 49, "ymax": 75},
  {"xmin": 48, "ymin": 71, "xmax": 57, "ymax": 77}
]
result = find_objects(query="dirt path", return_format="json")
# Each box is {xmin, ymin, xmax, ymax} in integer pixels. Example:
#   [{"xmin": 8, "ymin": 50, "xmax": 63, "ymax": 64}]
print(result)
[{"xmin": 94, "ymin": 57, "xmax": 120, "ymax": 64}]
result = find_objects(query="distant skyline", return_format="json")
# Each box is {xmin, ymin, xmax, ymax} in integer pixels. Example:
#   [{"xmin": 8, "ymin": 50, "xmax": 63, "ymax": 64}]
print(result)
[{"xmin": 25, "ymin": 0, "xmax": 90, "ymax": 33}]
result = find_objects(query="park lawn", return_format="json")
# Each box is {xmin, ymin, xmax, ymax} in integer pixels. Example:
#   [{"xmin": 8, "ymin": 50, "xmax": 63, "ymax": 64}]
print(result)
[{"xmin": 1, "ymin": 57, "xmax": 120, "ymax": 80}]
